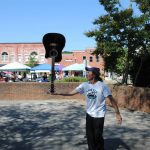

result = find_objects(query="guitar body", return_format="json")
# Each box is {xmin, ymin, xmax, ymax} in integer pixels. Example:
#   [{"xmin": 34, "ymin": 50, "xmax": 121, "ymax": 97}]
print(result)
[{"xmin": 43, "ymin": 33, "xmax": 66, "ymax": 62}]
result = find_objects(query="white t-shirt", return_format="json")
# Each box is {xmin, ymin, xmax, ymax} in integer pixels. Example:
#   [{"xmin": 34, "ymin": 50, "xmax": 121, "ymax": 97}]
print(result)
[{"xmin": 75, "ymin": 81, "xmax": 112, "ymax": 118}]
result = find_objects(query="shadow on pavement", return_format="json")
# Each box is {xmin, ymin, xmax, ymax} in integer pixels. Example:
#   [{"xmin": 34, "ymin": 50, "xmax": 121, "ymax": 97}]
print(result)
[
  {"xmin": 0, "ymin": 101, "xmax": 149, "ymax": 150},
  {"xmin": 0, "ymin": 102, "xmax": 87, "ymax": 150},
  {"xmin": 105, "ymin": 138, "xmax": 131, "ymax": 150}
]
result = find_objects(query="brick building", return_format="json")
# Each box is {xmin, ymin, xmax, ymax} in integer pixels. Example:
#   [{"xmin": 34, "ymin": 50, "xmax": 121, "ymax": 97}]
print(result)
[{"xmin": 0, "ymin": 43, "xmax": 104, "ymax": 71}]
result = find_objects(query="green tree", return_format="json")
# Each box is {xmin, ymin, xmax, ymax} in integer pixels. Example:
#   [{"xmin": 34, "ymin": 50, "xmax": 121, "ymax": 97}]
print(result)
[
  {"xmin": 133, "ymin": 0, "xmax": 150, "ymax": 14},
  {"xmin": 129, "ymin": 0, "xmax": 150, "ymax": 86},
  {"xmin": 26, "ymin": 55, "xmax": 38, "ymax": 68},
  {"xmin": 85, "ymin": 0, "xmax": 150, "ymax": 85}
]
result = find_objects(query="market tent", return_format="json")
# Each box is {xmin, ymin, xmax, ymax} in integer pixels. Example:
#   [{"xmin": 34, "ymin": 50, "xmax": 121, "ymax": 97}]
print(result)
[
  {"xmin": 31, "ymin": 64, "xmax": 51, "ymax": 73},
  {"xmin": 62, "ymin": 63, "xmax": 85, "ymax": 71},
  {"xmin": 0, "ymin": 62, "xmax": 31, "ymax": 71},
  {"xmin": 30, "ymin": 63, "xmax": 62, "ymax": 73}
]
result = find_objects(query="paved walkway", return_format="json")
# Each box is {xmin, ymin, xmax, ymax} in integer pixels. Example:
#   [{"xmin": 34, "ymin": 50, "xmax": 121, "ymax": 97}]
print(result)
[{"xmin": 0, "ymin": 100, "xmax": 149, "ymax": 150}]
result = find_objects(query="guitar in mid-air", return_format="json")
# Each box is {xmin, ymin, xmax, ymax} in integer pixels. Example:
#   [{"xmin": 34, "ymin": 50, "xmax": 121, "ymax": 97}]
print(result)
[{"xmin": 43, "ymin": 33, "xmax": 66, "ymax": 93}]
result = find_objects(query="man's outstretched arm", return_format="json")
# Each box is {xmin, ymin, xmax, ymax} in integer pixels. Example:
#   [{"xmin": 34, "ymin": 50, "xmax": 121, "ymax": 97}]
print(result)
[{"xmin": 53, "ymin": 89, "xmax": 79, "ymax": 96}]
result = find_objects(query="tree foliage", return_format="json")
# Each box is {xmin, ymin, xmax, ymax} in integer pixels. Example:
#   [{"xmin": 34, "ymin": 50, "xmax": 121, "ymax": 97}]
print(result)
[
  {"xmin": 133, "ymin": 0, "xmax": 150, "ymax": 14},
  {"xmin": 26, "ymin": 55, "xmax": 38, "ymax": 68},
  {"xmin": 85, "ymin": 0, "xmax": 150, "ymax": 86}
]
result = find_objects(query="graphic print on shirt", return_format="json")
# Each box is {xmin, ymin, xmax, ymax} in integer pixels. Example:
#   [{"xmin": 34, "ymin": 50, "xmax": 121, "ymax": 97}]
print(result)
[{"xmin": 86, "ymin": 89, "xmax": 97, "ymax": 100}]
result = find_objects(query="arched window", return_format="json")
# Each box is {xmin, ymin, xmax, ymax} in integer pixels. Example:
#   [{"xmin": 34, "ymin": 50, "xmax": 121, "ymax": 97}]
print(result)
[
  {"xmin": 30, "ymin": 51, "xmax": 38, "ymax": 59},
  {"xmin": 30, "ymin": 51, "xmax": 38, "ymax": 56},
  {"xmin": 1, "ymin": 52, "xmax": 8, "ymax": 62}
]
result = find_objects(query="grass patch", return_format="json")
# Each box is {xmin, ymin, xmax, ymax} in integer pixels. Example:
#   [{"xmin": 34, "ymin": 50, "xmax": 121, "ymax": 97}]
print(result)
[{"xmin": 56, "ymin": 77, "xmax": 87, "ymax": 82}]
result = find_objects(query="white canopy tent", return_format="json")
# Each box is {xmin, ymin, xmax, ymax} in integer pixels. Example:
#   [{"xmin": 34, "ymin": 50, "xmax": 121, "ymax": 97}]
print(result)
[
  {"xmin": 62, "ymin": 63, "xmax": 91, "ymax": 77},
  {"xmin": 0, "ymin": 62, "xmax": 31, "ymax": 71},
  {"xmin": 62, "ymin": 63, "xmax": 85, "ymax": 71}
]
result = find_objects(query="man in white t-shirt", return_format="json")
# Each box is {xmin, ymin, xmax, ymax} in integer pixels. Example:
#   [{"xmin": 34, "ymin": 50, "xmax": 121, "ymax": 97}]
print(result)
[{"xmin": 54, "ymin": 67, "xmax": 122, "ymax": 150}]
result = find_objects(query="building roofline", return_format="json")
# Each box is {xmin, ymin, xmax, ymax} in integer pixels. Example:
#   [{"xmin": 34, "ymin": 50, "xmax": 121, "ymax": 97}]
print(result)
[
  {"xmin": 72, "ymin": 50, "xmax": 85, "ymax": 52},
  {"xmin": 0, "ymin": 42, "xmax": 42, "ymax": 44}
]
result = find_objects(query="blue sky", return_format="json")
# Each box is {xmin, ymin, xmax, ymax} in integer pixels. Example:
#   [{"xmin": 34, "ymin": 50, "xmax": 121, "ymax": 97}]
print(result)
[{"xmin": 0, "ymin": 0, "xmax": 138, "ymax": 51}]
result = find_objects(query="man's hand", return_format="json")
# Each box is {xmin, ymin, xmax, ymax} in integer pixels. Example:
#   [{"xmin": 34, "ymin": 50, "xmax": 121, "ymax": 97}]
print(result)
[
  {"xmin": 48, "ymin": 92, "xmax": 58, "ymax": 95},
  {"xmin": 47, "ymin": 90, "xmax": 58, "ymax": 95},
  {"xmin": 115, "ymin": 113, "xmax": 122, "ymax": 124}
]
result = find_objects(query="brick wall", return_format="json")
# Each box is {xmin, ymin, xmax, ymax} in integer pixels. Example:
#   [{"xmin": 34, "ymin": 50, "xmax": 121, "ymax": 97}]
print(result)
[
  {"xmin": 0, "ymin": 43, "xmax": 45, "ymax": 65},
  {"xmin": 0, "ymin": 43, "xmax": 104, "ymax": 70},
  {"xmin": 0, "ymin": 83, "xmax": 149, "ymax": 112},
  {"xmin": 0, "ymin": 82, "xmax": 83, "ymax": 100}
]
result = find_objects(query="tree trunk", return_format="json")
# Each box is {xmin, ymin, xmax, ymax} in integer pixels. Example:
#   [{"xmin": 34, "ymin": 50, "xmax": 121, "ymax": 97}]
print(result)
[
  {"xmin": 122, "ymin": 62, "xmax": 129, "ymax": 84},
  {"xmin": 122, "ymin": 49, "xmax": 130, "ymax": 84},
  {"xmin": 133, "ymin": 57, "xmax": 143, "ymax": 86}
]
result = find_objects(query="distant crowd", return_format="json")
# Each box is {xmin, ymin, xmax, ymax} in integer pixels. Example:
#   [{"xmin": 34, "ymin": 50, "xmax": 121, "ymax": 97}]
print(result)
[{"xmin": 0, "ymin": 71, "xmax": 82, "ymax": 83}]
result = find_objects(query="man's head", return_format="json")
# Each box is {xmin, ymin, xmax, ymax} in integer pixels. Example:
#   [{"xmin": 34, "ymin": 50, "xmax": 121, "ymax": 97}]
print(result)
[{"xmin": 85, "ymin": 67, "xmax": 101, "ymax": 81}]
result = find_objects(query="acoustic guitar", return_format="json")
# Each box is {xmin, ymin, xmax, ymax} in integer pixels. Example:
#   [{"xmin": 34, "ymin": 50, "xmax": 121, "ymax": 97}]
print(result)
[{"xmin": 43, "ymin": 33, "xmax": 66, "ymax": 93}]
